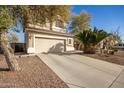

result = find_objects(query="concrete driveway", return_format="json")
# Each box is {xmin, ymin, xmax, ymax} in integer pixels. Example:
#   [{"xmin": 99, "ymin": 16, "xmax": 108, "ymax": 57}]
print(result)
[{"xmin": 37, "ymin": 53, "xmax": 124, "ymax": 88}]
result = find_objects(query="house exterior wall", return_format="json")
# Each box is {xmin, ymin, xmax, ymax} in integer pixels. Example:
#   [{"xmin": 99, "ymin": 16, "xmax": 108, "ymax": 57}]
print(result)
[
  {"xmin": 26, "ymin": 30, "xmax": 74, "ymax": 53},
  {"xmin": 35, "ymin": 37, "xmax": 65, "ymax": 53},
  {"xmin": 25, "ymin": 19, "xmax": 74, "ymax": 53},
  {"xmin": 28, "ymin": 21, "xmax": 66, "ymax": 33}
]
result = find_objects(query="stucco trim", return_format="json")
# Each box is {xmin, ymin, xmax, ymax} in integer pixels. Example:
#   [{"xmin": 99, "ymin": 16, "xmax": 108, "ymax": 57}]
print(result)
[
  {"xmin": 25, "ymin": 27, "xmax": 74, "ymax": 38},
  {"xmin": 35, "ymin": 36, "xmax": 66, "ymax": 41}
]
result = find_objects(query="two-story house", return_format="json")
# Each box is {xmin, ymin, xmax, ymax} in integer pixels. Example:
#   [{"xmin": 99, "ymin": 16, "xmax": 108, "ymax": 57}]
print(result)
[{"xmin": 25, "ymin": 19, "xmax": 75, "ymax": 53}]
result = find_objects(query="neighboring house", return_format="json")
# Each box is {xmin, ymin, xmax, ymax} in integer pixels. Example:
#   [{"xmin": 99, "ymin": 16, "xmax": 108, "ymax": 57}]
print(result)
[
  {"xmin": 25, "ymin": 19, "xmax": 75, "ymax": 53},
  {"xmin": 112, "ymin": 43, "xmax": 124, "ymax": 50}
]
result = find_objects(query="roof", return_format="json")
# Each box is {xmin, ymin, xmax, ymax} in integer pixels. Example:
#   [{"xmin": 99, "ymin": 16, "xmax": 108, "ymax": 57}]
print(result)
[{"xmin": 25, "ymin": 27, "xmax": 74, "ymax": 37}]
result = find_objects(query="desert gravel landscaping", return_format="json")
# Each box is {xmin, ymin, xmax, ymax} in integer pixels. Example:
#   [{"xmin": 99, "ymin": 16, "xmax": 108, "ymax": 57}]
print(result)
[
  {"xmin": 0, "ymin": 54, "xmax": 68, "ymax": 88},
  {"xmin": 84, "ymin": 50, "xmax": 124, "ymax": 66}
]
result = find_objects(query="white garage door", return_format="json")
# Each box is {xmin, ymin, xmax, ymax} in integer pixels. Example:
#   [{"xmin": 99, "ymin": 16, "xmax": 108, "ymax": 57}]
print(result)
[{"xmin": 35, "ymin": 37, "xmax": 65, "ymax": 53}]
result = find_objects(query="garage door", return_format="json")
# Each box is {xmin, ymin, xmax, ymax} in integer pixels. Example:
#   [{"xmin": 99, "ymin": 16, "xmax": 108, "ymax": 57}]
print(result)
[{"xmin": 35, "ymin": 37, "xmax": 65, "ymax": 53}]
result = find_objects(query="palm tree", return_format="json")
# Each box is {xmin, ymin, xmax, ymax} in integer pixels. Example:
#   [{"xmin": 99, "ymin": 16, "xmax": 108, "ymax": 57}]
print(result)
[
  {"xmin": 92, "ymin": 27, "xmax": 110, "ymax": 46},
  {"xmin": 75, "ymin": 27, "xmax": 110, "ymax": 54},
  {"xmin": 75, "ymin": 30, "xmax": 96, "ymax": 53}
]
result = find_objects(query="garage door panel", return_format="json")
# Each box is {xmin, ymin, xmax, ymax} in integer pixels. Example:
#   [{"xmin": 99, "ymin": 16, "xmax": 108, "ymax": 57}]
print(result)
[{"xmin": 35, "ymin": 37, "xmax": 65, "ymax": 53}]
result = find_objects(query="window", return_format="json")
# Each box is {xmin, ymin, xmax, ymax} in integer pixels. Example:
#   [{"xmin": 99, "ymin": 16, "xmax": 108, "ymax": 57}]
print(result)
[
  {"xmin": 56, "ymin": 20, "xmax": 64, "ymax": 28},
  {"xmin": 68, "ymin": 39, "xmax": 72, "ymax": 45}
]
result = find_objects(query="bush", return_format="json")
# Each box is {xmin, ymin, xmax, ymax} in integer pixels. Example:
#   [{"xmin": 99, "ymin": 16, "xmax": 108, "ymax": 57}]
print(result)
[
  {"xmin": 108, "ymin": 50, "xmax": 114, "ymax": 55},
  {"xmin": 83, "ymin": 47, "xmax": 96, "ymax": 54}
]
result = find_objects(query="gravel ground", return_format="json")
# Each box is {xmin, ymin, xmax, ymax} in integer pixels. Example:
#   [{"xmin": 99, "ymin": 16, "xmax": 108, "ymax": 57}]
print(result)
[
  {"xmin": 84, "ymin": 50, "xmax": 124, "ymax": 66},
  {"xmin": 0, "ymin": 54, "xmax": 68, "ymax": 88}
]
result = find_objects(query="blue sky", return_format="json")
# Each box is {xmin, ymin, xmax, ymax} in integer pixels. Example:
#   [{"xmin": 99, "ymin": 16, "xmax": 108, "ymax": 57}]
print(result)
[
  {"xmin": 72, "ymin": 5, "xmax": 124, "ymax": 42},
  {"xmin": 17, "ymin": 5, "xmax": 124, "ymax": 42},
  {"xmin": 16, "ymin": 19, "xmax": 24, "ymax": 42}
]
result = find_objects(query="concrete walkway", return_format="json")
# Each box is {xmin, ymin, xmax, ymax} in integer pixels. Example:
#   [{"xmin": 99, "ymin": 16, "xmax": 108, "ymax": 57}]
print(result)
[{"xmin": 37, "ymin": 54, "xmax": 124, "ymax": 88}]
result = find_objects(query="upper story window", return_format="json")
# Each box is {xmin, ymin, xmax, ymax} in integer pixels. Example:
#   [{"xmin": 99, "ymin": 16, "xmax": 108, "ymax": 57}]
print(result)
[
  {"xmin": 68, "ymin": 38, "xmax": 72, "ymax": 45},
  {"xmin": 56, "ymin": 20, "xmax": 64, "ymax": 28},
  {"xmin": 68, "ymin": 39, "xmax": 72, "ymax": 44}
]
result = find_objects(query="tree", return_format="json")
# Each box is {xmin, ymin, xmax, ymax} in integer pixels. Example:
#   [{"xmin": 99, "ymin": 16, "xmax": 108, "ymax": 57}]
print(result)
[
  {"xmin": 69, "ymin": 12, "xmax": 91, "ymax": 50},
  {"xmin": 69, "ymin": 12, "xmax": 91, "ymax": 33},
  {"xmin": 0, "ymin": 5, "xmax": 71, "ymax": 71},
  {"xmin": 111, "ymin": 27, "xmax": 121, "ymax": 44},
  {"xmin": 97, "ymin": 30, "xmax": 121, "ymax": 55},
  {"xmin": 92, "ymin": 27, "xmax": 110, "ymax": 46},
  {"xmin": 0, "ymin": 6, "xmax": 20, "ymax": 71},
  {"xmin": 8, "ymin": 31, "xmax": 19, "ymax": 43},
  {"xmin": 0, "ymin": 6, "xmax": 42, "ymax": 71},
  {"xmin": 15, "ymin": 6, "xmax": 71, "ymax": 30},
  {"xmin": 75, "ymin": 30, "xmax": 95, "ymax": 53},
  {"xmin": 43, "ymin": 5, "xmax": 71, "ymax": 30},
  {"xmin": 75, "ymin": 28, "xmax": 110, "ymax": 53},
  {"xmin": 0, "ymin": 6, "xmax": 40, "ymax": 71}
]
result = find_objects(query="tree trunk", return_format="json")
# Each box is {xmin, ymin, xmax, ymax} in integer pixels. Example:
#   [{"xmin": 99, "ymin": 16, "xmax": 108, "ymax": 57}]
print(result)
[
  {"xmin": 0, "ymin": 31, "xmax": 20, "ymax": 71},
  {"xmin": 49, "ymin": 19, "xmax": 53, "ymax": 31},
  {"xmin": 50, "ymin": 22, "xmax": 53, "ymax": 31},
  {"xmin": 78, "ymin": 43, "xmax": 82, "ymax": 50}
]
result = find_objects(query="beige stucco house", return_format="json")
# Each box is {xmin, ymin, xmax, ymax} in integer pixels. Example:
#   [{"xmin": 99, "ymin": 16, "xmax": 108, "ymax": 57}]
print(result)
[{"xmin": 25, "ymin": 20, "xmax": 75, "ymax": 53}]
